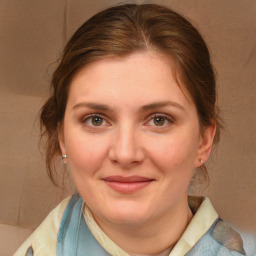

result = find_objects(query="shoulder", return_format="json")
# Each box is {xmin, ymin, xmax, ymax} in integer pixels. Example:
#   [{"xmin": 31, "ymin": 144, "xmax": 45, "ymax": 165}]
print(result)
[
  {"xmin": 240, "ymin": 232, "xmax": 256, "ymax": 256},
  {"xmin": 189, "ymin": 219, "xmax": 256, "ymax": 256},
  {"xmin": 211, "ymin": 219, "xmax": 246, "ymax": 254},
  {"xmin": 212, "ymin": 220, "xmax": 256, "ymax": 256},
  {"xmin": 187, "ymin": 196, "xmax": 256, "ymax": 256},
  {"xmin": 14, "ymin": 196, "xmax": 72, "ymax": 256}
]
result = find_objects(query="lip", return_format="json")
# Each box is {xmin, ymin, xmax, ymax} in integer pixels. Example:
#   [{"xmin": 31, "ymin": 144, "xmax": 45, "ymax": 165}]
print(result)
[{"xmin": 102, "ymin": 176, "xmax": 155, "ymax": 193}]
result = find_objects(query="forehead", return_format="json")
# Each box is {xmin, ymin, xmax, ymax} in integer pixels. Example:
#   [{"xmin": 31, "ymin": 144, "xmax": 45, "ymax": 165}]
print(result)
[{"xmin": 67, "ymin": 51, "xmax": 193, "ymax": 109}]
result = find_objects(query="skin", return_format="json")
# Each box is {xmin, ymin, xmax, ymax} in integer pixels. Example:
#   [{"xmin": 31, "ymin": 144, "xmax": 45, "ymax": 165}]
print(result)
[{"xmin": 59, "ymin": 51, "xmax": 216, "ymax": 255}]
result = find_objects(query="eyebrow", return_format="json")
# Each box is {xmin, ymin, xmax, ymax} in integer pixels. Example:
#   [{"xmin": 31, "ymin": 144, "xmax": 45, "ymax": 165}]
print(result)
[
  {"xmin": 139, "ymin": 101, "xmax": 186, "ymax": 112},
  {"xmin": 72, "ymin": 102, "xmax": 111, "ymax": 111},
  {"xmin": 72, "ymin": 101, "xmax": 185, "ymax": 112}
]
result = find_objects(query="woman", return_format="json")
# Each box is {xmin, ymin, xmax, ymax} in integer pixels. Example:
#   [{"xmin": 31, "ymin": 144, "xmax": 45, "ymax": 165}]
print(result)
[{"xmin": 15, "ymin": 3, "xmax": 249, "ymax": 256}]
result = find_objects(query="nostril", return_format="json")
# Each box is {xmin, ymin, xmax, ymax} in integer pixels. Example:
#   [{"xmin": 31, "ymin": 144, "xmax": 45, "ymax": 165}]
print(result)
[
  {"xmin": 108, "ymin": 146, "xmax": 145, "ymax": 167},
  {"xmin": 108, "ymin": 129, "xmax": 145, "ymax": 166}
]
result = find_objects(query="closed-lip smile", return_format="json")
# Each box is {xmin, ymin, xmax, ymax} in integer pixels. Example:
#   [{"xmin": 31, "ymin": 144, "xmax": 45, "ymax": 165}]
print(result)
[{"xmin": 102, "ymin": 175, "xmax": 155, "ymax": 193}]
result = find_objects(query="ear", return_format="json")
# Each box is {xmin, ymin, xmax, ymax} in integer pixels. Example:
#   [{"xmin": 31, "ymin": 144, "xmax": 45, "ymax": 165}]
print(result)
[
  {"xmin": 195, "ymin": 121, "xmax": 216, "ymax": 168},
  {"xmin": 58, "ymin": 122, "xmax": 66, "ymax": 157}
]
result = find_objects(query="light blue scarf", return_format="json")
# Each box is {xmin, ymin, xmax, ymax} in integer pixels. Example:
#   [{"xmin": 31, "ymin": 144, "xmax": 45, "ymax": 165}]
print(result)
[{"xmin": 26, "ymin": 193, "xmax": 246, "ymax": 256}]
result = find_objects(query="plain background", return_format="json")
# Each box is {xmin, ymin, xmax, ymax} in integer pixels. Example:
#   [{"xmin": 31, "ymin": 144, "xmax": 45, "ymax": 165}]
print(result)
[{"xmin": 0, "ymin": 0, "xmax": 255, "ymax": 253}]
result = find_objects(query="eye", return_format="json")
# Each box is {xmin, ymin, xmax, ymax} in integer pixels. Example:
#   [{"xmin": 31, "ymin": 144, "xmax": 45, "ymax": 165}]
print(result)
[
  {"xmin": 82, "ymin": 114, "xmax": 107, "ymax": 127},
  {"xmin": 147, "ymin": 114, "xmax": 173, "ymax": 127},
  {"xmin": 153, "ymin": 116, "xmax": 166, "ymax": 126}
]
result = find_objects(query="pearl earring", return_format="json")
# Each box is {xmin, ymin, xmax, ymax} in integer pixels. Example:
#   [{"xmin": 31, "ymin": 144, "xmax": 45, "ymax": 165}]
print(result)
[{"xmin": 61, "ymin": 155, "xmax": 68, "ymax": 164}]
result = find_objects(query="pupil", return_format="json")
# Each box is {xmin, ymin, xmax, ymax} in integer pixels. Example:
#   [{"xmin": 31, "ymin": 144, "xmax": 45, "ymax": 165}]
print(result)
[
  {"xmin": 92, "ymin": 117, "xmax": 103, "ymax": 126},
  {"xmin": 154, "ymin": 117, "xmax": 165, "ymax": 126}
]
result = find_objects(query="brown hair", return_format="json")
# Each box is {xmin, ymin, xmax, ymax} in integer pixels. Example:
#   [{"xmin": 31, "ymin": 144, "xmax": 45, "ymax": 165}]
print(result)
[{"xmin": 40, "ymin": 3, "xmax": 221, "ymax": 185}]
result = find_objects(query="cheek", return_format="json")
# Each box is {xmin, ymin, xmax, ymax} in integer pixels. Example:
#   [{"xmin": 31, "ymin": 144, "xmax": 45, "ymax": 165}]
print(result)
[
  {"xmin": 146, "ymin": 131, "xmax": 199, "ymax": 172},
  {"xmin": 65, "ymin": 133, "xmax": 110, "ymax": 176}
]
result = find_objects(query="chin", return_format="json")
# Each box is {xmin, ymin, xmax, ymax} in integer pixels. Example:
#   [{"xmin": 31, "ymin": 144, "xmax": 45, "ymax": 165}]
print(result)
[
  {"xmin": 103, "ymin": 201, "xmax": 152, "ymax": 225},
  {"xmin": 109, "ymin": 212, "xmax": 149, "ymax": 226}
]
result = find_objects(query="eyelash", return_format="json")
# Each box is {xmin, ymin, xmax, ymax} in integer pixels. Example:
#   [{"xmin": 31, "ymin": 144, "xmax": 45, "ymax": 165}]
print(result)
[
  {"xmin": 146, "ymin": 113, "xmax": 174, "ymax": 127},
  {"xmin": 81, "ymin": 113, "xmax": 108, "ymax": 126},
  {"xmin": 80, "ymin": 113, "xmax": 174, "ymax": 128}
]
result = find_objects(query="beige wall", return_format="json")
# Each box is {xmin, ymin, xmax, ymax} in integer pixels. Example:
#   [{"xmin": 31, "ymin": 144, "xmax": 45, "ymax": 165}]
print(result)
[{"xmin": 0, "ymin": 0, "xmax": 255, "ymax": 235}]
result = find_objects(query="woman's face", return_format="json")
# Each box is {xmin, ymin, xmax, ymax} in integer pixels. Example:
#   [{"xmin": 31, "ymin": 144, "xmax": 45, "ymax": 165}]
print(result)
[{"xmin": 59, "ymin": 51, "xmax": 214, "ymax": 227}]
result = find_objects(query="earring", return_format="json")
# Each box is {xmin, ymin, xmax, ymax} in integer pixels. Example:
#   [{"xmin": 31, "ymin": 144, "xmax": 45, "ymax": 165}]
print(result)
[
  {"xmin": 199, "ymin": 159, "xmax": 204, "ymax": 163},
  {"xmin": 61, "ymin": 155, "xmax": 67, "ymax": 164}
]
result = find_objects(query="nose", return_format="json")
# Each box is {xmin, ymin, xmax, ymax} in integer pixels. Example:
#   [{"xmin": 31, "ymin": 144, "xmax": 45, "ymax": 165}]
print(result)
[{"xmin": 108, "ymin": 124, "xmax": 145, "ymax": 167}]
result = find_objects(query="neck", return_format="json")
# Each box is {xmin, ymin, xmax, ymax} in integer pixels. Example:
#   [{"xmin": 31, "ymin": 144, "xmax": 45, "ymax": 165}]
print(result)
[
  {"xmin": 91, "ymin": 195, "xmax": 193, "ymax": 255},
  {"xmin": 129, "ymin": 247, "xmax": 172, "ymax": 256}
]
